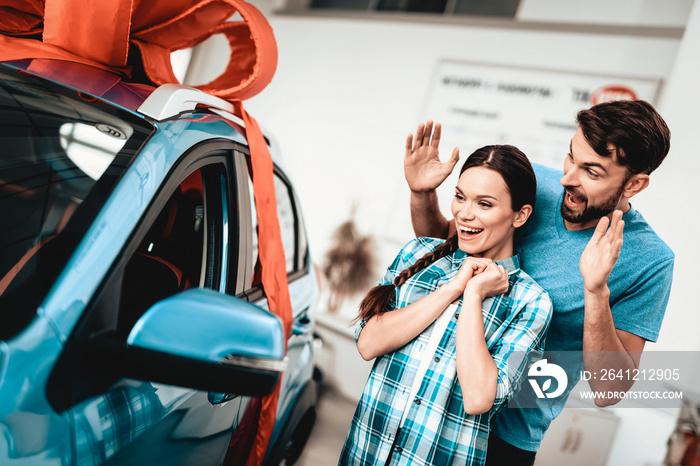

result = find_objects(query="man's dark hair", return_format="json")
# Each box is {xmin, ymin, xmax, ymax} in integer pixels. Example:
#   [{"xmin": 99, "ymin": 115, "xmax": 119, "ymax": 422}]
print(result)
[{"xmin": 576, "ymin": 99, "xmax": 671, "ymax": 175}]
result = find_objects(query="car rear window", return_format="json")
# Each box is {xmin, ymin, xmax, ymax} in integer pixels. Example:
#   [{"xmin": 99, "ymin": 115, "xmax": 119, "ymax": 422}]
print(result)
[{"xmin": 0, "ymin": 65, "xmax": 154, "ymax": 340}]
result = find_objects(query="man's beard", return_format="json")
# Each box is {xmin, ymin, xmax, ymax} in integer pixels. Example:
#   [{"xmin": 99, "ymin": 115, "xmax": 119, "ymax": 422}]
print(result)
[{"xmin": 560, "ymin": 183, "xmax": 625, "ymax": 225}]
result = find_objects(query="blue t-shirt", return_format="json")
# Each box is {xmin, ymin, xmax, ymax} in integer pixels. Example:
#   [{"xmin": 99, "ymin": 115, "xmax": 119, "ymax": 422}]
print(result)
[{"xmin": 490, "ymin": 164, "xmax": 675, "ymax": 451}]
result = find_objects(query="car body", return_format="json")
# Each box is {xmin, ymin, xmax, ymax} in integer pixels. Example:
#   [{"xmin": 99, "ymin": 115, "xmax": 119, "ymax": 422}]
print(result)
[{"xmin": 0, "ymin": 59, "xmax": 320, "ymax": 465}]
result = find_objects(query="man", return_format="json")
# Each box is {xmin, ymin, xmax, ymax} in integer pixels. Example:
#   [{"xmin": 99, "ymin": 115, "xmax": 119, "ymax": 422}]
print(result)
[{"xmin": 405, "ymin": 100, "xmax": 674, "ymax": 465}]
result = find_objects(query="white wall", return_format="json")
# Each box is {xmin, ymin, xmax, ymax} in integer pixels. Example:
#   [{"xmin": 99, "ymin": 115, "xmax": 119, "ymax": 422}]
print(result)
[
  {"xmin": 651, "ymin": 0, "xmax": 700, "ymax": 352},
  {"xmin": 199, "ymin": 0, "xmax": 700, "ymax": 351},
  {"xmin": 518, "ymin": 0, "xmax": 694, "ymax": 26}
]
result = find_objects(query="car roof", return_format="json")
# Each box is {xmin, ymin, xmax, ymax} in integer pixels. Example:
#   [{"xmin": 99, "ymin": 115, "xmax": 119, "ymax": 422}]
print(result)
[
  {"xmin": 1, "ymin": 59, "xmax": 155, "ymax": 113},
  {"xmin": 0, "ymin": 58, "xmax": 287, "ymax": 167}
]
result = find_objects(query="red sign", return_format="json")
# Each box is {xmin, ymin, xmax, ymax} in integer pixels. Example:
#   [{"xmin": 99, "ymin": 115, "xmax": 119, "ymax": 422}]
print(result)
[{"xmin": 591, "ymin": 84, "xmax": 638, "ymax": 105}]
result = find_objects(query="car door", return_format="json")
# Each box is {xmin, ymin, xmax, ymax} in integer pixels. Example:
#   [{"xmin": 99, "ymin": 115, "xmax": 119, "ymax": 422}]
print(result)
[
  {"xmin": 236, "ymin": 152, "xmax": 319, "ymax": 462},
  {"xmin": 48, "ymin": 142, "xmax": 261, "ymax": 466}
]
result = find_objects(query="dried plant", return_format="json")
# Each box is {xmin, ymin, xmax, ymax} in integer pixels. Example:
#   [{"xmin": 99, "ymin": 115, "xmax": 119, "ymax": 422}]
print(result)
[{"xmin": 323, "ymin": 217, "xmax": 376, "ymax": 313}]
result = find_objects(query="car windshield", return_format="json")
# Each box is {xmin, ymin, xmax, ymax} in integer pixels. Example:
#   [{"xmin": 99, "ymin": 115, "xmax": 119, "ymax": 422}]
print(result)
[{"xmin": 0, "ymin": 65, "xmax": 154, "ymax": 340}]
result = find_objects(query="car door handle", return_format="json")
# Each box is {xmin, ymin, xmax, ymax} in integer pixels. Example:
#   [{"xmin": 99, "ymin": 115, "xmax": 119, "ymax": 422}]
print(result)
[
  {"xmin": 292, "ymin": 308, "xmax": 313, "ymax": 336},
  {"xmin": 208, "ymin": 391, "xmax": 239, "ymax": 405}
]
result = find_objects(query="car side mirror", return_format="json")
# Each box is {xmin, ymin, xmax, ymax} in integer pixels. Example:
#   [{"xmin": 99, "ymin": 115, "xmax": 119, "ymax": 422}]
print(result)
[{"xmin": 123, "ymin": 288, "xmax": 286, "ymax": 396}]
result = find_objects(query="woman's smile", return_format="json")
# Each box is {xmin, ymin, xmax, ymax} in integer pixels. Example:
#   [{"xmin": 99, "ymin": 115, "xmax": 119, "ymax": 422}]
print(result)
[
  {"xmin": 457, "ymin": 224, "xmax": 484, "ymax": 239},
  {"xmin": 451, "ymin": 166, "xmax": 522, "ymax": 261}
]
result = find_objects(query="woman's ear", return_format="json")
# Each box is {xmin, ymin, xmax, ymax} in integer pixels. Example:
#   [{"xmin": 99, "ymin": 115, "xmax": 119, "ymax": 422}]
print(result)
[{"xmin": 513, "ymin": 205, "xmax": 533, "ymax": 228}]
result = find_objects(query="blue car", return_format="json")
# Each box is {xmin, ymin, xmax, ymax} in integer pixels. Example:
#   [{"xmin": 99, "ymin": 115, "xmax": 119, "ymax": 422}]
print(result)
[{"xmin": 0, "ymin": 59, "xmax": 321, "ymax": 465}]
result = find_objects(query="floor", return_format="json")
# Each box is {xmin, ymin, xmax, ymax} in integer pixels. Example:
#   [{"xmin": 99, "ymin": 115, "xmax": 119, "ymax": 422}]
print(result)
[{"xmin": 294, "ymin": 382, "xmax": 357, "ymax": 466}]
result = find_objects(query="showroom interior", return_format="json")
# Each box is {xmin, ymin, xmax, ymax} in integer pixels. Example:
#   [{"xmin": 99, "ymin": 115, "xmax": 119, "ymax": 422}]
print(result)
[{"xmin": 175, "ymin": 0, "xmax": 700, "ymax": 464}]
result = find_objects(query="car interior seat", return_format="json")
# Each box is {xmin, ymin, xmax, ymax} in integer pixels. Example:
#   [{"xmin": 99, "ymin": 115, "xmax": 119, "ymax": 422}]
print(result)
[
  {"xmin": 117, "ymin": 170, "xmax": 206, "ymax": 337},
  {"xmin": 118, "ymin": 186, "xmax": 191, "ymax": 337}
]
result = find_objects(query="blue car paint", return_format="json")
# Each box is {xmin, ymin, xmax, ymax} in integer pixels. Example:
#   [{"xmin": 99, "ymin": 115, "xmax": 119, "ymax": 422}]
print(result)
[
  {"xmin": 0, "ymin": 316, "xmax": 71, "ymax": 463},
  {"xmin": 0, "ymin": 120, "xmax": 319, "ymax": 465},
  {"xmin": 128, "ymin": 288, "xmax": 285, "ymax": 362},
  {"xmin": 1, "ymin": 61, "xmax": 319, "ymax": 465},
  {"xmin": 250, "ymin": 281, "xmax": 319, "ymax": 462},
  {"xmin": 0, "ymin": 116, "xmax": 251, "ymax": 464},
  {"xmin": 0, "ymin": 341, "xmax": 8, "ymax": 384}
]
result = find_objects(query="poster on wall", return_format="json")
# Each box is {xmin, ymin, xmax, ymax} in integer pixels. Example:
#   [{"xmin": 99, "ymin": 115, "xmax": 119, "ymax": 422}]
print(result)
[{"xmin": 421, "ymin": 60, "xmax": 662, "ymax": 171}]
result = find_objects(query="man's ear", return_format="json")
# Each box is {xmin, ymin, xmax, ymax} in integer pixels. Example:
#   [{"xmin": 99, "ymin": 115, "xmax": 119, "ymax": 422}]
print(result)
[
  {"xmin": 623, "ymin": 173, "xmax": 650, "ymax": 199},
  {"xmin": 513, "ymin": 204, "xmax": 533, "ymax": 228}
]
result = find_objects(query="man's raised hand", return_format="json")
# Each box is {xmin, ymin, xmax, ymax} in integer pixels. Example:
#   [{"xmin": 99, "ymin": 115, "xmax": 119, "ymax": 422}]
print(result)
[
  {"xmin": 404, "ymin": 120, "xmax": 460, "ymax": 193},
  {"xmin": 580, "ymin": 210, "xmax": 624, "ymax": 294}
]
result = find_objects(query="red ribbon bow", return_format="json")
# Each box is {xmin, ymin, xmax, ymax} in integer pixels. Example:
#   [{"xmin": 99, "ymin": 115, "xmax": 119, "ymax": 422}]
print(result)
[
  {"xmin": 0, "ymin": 2, "xmax": 291, "ymax": 465},
  {"xmin": 0, "ymin": 0, "xmax": 278, "ymax": 100}
]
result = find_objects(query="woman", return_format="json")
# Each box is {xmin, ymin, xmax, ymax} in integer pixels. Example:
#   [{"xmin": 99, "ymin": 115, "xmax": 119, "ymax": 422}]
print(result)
[{"xmin": 339, "ymin": 137, "xmax": 552, "ymax": 466}]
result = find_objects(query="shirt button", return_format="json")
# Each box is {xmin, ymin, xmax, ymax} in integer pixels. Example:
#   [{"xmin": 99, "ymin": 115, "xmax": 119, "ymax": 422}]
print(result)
[
  {"xmin": 455, "ymin": 313, "xmax": 460, "ymax": 319},
  {"xmin": 415, "ymin": 399, "xmax": 421, "ymax": 405},
  {"xmin": 434, "ymin": 356, "xmax": 440, "ymax": 362},
  {"xmin": 395, "ymin": 446, "xmax": 403, "ymax": 453}
]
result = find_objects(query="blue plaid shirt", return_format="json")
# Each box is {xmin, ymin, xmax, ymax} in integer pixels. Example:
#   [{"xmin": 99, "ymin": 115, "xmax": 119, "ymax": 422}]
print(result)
[{"xmin": 339, "ymin": 237, "xmax": 552, "ymax": 466}]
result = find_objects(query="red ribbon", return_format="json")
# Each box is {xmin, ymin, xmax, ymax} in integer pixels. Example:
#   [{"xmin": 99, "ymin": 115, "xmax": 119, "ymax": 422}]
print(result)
[
  {"xmin": 0, "ymin": 0, "xmax": 278, "ymax": 100},
  {"xmin": 0, "ymin": 2, "xmax": 291, "ymax": 465}
]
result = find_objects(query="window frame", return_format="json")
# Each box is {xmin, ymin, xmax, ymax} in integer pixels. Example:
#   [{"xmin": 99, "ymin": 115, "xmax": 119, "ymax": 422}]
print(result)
[
  {"xmin": 237, "ymin": 152, "xmax": 310, "ymax": 303},
  {"xmin": 285, "ymin": 0, "xmax": 521, "ymax": 17}
]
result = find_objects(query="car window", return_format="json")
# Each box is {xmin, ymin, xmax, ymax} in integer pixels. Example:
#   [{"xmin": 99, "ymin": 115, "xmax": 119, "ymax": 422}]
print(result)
[
  {"xmin": 117, "ymin": 164, "xmax": 227, "ymax": 337},
  {"xmin": 246, "ymin": 169, "xmax": 305, "ymax": 292},
  {"xmin": 294, "ymin": 192, "xmax": 309, "ymax": 272},
  {"xmin": 0, "ymin": 66, "xmax": 153, "ymax": 340}
]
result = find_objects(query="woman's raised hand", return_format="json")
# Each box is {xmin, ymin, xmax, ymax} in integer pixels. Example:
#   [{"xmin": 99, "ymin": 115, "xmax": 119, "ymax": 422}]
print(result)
[
  {"xmin": 465, "ymin": 263, "xmax": 509, "ymax": 300},
  {"xmin": 404, "ymin": 120, "xmax": 460, "ymax": 193}
]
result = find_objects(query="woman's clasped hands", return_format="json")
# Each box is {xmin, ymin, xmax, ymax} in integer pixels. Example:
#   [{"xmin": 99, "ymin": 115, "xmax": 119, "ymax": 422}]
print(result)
[{"xmin": 445, "ymin": 257, "xmax": 509, "ymax": 303}]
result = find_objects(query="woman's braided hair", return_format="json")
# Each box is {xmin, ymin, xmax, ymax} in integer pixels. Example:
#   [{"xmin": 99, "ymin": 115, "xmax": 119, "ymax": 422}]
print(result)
[
  {"xmin": 356, "ymin": 234, "xmax": 458, "ymax": 323},
  {"xmin": 356, "ymin": 143, "xmax": 535, "ymax": 324}
]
